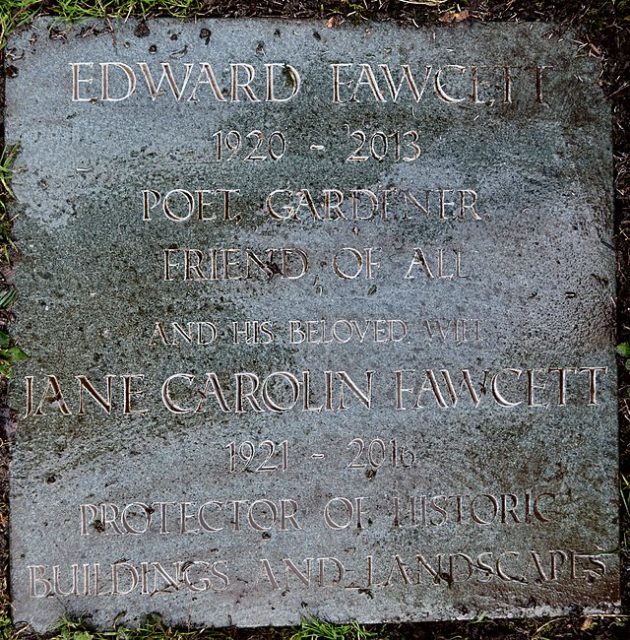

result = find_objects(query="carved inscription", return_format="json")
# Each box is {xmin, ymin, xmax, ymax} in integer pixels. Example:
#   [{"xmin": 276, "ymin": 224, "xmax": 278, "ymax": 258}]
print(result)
[
  {"xmin": 28, "ymin": 549, "xmax": 614, "ymax": 598},
  {"xmin": 23, "ymin": 366, "xmax": 607, "ymax": 416},
  {"xmin": 70, "ymin": 62, "xmax": 549, "ymax": 105},
  {"xmin": 141, "ymin": 188, "xmax": 481, "ymax": 222},
  {"xmin": 7, "ymin": 21, "xmax": 618, "ymax": 627}
]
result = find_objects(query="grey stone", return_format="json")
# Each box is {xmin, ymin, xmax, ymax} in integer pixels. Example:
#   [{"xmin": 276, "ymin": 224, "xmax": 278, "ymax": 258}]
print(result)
[{"xmin": 5, "ymin": 18, "xmax": 618, "ymax": 630}]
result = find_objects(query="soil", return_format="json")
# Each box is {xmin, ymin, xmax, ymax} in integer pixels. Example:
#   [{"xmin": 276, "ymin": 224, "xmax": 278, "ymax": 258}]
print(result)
[{"xmin": 0, "ymin": 1, "xmax": 629, "ymax": 638}]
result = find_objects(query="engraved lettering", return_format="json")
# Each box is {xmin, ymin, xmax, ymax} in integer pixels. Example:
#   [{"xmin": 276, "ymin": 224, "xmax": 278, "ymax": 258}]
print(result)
[
  {"xmin": 100, "ymin": 62, "xmax": 136, "ymax": 102},
  {"xmin": 70, "ymin": 63, "xmax": 94, "ymax": 102}
]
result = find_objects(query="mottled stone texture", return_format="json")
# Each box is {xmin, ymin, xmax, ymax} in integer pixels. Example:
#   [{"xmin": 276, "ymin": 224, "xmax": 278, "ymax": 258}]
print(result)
[{"xmin": 5, "ymin": 19, "xmax": 618, "ymax": 631}]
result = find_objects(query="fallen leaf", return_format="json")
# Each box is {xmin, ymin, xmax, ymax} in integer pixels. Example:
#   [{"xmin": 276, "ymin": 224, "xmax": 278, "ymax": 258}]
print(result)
[
  {"xmin": 580, "ymin": 617, "xmax": 595, "ymax": 632},
  {"xmin": 439, "ymin": 9, "xmax": 471, "ymax": 24}
]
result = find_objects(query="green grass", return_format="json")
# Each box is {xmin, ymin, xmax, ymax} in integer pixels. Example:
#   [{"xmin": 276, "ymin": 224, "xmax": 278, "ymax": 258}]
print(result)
[
  {"xmin": 290, "ymin": 618, "xmax": 380, "ymax": 640},
  {"xmin": 0, "ymin": 144, "xmax": 18, "ymax": 200},
  {"xmin": 0, "ymin": 0, "xmax": 208, "ymax": 47},
  {"xmin": 34, "ymin": 615, "xmax": 630, "ymax": 640},
  {"xmin": 0, "ymin": 144, "xmax": 19, "ymax": 265},
  {"xmin": 622, "ymin": 473, "xmax": 630, "ymax": 549},
  {"xmin": 47, "ymin": 617, "xmax": 381, "ymax": 640},
  {"xmin": 0, "ymin": 1, "xmax": 43, "ymax": 48},
  {"xmin": 0, "ymin": 615, "xmax": 11, "ymax": 640},
  {"xmin": 54, "ymin": 616, "xmax": 210, "ymax": 640},
  {"xmin": 52, "ymin": 0, "xmax": 208, "ymax": 20}
]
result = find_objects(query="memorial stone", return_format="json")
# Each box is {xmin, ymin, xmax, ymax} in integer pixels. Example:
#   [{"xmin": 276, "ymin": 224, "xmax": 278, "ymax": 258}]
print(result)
[{"xmin": 5, "ymin": 19, "xmax": 619, "ymax": 630}]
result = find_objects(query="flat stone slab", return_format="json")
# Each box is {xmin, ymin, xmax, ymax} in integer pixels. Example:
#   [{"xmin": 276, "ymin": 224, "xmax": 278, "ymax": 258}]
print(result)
[{"xmin": 5, "ymin": 18, "xmax": 618, "ymax": 630}]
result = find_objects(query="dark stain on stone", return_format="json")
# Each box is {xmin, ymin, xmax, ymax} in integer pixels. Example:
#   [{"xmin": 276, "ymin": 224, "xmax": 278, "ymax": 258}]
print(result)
[
  {"xmin": 134, "ymin": 22, "xmax": 150, "ymax": 38},
  {"xmin": 313, "ymin": 30, "xmax": 321, "ymax": 41},
  {"xmin": 439, "ymin": 572, "xmax": 454, "ymax": 588},
  {"xmin": 591, "ymin": 273, "xmax": 609, "ymax": 286},
  {"xmin": 49, "ymin": 27, "xmax": 68, "ymax": 42},
  {"xmin": 5, "ymin": 66, "xmax": 18, "ymax": 78},
  {"xmin": 200, "ymin": 28, "xmax": 211, "ymax": 45},
  {"xmin": 149, "ymin": 45, "xmax": 157, "ymax": 54},
  {"xmin": 266, "ymin": 261, "xmax": 282, "ymax": 280},
  {"xmin": 170, "ymin": 45, "xmax": 188, "ymax": 59}
]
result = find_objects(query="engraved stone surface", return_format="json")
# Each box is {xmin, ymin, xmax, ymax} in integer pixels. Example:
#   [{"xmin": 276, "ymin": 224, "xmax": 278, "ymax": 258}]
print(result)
[{"xmin": 6, "ymin": 19, "xmax": 618, "ymax": 630}]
